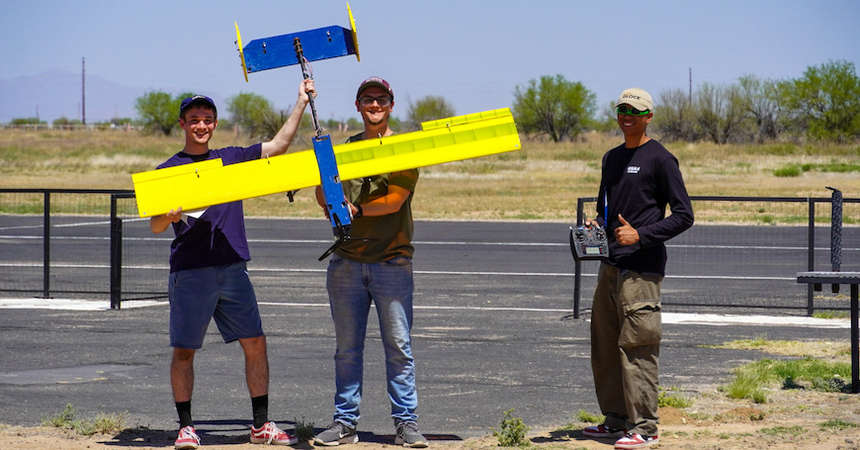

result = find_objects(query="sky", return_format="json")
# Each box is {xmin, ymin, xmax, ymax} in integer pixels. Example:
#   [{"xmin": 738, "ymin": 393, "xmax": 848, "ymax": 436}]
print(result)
[{"xmin": 1, "ymin": 0, "xmax": 858, "ymax": 123}]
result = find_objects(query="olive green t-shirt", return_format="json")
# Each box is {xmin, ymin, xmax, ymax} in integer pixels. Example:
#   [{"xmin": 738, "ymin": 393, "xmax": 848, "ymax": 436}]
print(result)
[{"xmin": 334, "ymin": 132, "xmax": 419, "ymax": 263}]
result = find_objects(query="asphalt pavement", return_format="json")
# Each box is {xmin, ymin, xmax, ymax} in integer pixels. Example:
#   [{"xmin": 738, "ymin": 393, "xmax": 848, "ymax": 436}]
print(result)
[{"xmin": 0, "ymin": 218, "xmax": 857, "ymax": 446}]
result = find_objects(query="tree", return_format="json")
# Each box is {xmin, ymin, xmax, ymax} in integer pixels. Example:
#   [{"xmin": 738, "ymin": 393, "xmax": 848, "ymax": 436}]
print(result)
[
  {"xmin": 652, "ymin": 89, "xmax": 698, "ymax": 142},
  {"xmin": 694, "ymin": 82, "xmax": 747, "ymax": 144},
  {"xmin": 738, "ymin": 75, "xmax": 783, "ymax": 142},
  {"xmin": 405, "ymin": 96, "xmax": 455, "ymax": 131},
  {"xmin": 52, "ymin": 117, "xmax": 82, "ymax": 127},
  {"xmin": 109, "ymin": 117, "xmax": 133, "ymax": 127},
  {"xmin": 512, "ymin": 74, "xmax": 596, "ymax": 142},
  {"xmin": 321, "ymin": 118, "xmax": 342, "ymax": 132},
  {"xmin": 10, "ymin": 117, "xmax": 46, "ymax": 126},
  {"xmin": 227, "ymin": 92, "xmax": 275, "ymax": 140},
  {"xmin": 227, "ymin": 92, "xmax": 317, "ymax": 140},
  {"xmin": 346, "ymin": 117, "xmax": 362, "ymax": 132},
  {"xmin": 780, "ymin": 60, "xmax": 860, "ymax": 141},
  {"xmin": 135, "ymin": 91, "xmax": 181, "ymax": 135},
  {"xmin": 592, "ymin": 101, "xmax": 620, "ymax": 134},
  {"xmin": 388, "ymin": 115, "xmax": 403, "ymax": 132}
]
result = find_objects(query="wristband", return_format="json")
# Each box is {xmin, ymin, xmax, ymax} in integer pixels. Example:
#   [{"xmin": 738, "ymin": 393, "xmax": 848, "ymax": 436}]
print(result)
[{"xmin": 354, "ymin": 204, "xmax": 363, "ymax": 219}]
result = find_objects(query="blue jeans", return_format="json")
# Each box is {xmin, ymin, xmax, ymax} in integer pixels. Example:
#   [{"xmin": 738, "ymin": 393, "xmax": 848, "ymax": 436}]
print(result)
[{"xmin": 326, "ymin": 254, "xmax": 418, "ymax": 426}]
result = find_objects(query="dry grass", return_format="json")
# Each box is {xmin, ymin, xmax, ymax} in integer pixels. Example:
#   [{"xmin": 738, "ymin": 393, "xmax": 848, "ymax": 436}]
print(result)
[
  {"xmin": 0, "ymin": 128, "xmax": 857, "ymax": 222},
  {"xmin": 706, "ymin": 338, "xmax": 851, "ymax": 361}
]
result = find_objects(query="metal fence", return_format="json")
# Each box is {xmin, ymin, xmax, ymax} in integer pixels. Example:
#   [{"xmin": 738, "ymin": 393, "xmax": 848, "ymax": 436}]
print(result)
[
  {"xmin": 0, "ymin": 189, "xmax": 857, "ymax": 312},
  {"xmin": 572, "ymin": 195, "xmax": 859, "ymax": 318},
  {"xmin": 0, "ymin": 189, "xmax": 134, "ymax": 307}
]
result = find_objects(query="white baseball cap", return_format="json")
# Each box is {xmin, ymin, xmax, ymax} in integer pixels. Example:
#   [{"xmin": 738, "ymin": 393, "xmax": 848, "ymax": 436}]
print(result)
[{"xmin": 615, "ymin": 88, "xmax": 654, "ymax": 111}]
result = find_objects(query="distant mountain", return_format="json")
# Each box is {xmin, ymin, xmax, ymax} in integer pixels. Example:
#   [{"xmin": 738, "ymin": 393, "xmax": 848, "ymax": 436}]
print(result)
[{"xmin": 0, "ymin": 70, "xmax": 143, "ymax": 123}]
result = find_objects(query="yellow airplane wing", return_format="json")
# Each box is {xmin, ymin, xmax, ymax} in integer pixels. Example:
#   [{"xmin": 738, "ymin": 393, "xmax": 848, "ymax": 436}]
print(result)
[{"xmin": 132, "ymin": 108, "xmax": 520, "ymax": 217}]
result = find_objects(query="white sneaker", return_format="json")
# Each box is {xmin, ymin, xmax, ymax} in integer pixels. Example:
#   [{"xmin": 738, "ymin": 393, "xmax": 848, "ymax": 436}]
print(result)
[
  {"xmin": 175, "ymin": 425, "xmax": 200, "ymax": 449},
  {"xmin": 250, "ymin": 421, "xmax": 298, "ymax": 445},
  {"xmin": 614, "ymin": 432, "xmax": 659, "ymax": 449}
]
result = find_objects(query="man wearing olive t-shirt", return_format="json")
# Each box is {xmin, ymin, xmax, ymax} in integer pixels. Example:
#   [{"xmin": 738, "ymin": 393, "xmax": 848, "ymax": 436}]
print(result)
[{"xmin": 313, "ymin": 77, "xmax": 427, "ymax": 448}]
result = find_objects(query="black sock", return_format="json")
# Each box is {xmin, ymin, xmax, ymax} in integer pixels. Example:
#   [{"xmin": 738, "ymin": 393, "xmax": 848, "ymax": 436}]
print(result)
[
  {"xmin": 175, "ymin": 401, "xmax": 192, "ymax": 428},
  {"xmin": 251, "ymin": 394, "xmax": 268, "ymax": 428}
]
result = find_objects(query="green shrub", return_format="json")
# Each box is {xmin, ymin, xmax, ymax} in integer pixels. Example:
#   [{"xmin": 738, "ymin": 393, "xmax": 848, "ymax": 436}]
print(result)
[
  {"xmin": 773, "ymin": 164, "xmax": 802, "ymax": 177},
  {"xmin": 724, "ymin": 358, "xmax": 852, "ymax": 402},
  {"xmin": 493, "ymin": 408, "xmax": 530, "ymax": 447},
  {"xmin": 293, "ymin": 417, "xmax": 315, "ymax": 442},
  {"xmin": 575, "ymin": 409, "xmax": 604, "ymax": 424},
  {"xmin": 819, "ymin": 419, "xmax": 857, "ymax": 430},
  {"xmin": 759, "ymin": 214, "xmax": 775, "ymax": 224},
  {"xmin": 658, "ymin": 389, "xmax": 693, "ymax": 408},
  {"xmin": 86, "ymin": 413, "xmax": 125, "ymax": 435},
  {"xmin": 774, "ymin": 161, "xmax": 860, "ymax": 177},
  {"xmin": 41, "ymin": 403, "xmax": 125, "ymax": 436},
  {"xmin": 813, "ymin": 310, "xmax": 849, "ymax": 319},
  {"xmin": 759, "ymin": 425, "xmax": 805, "ymax": 436},
  {"xmin": 43, "ymin": 403, "xmax": 77, "ymax": 428},
  {"xmin": 723, "ymin": 362, "xmax": 773, "ymax": 403},
  {"xmin": 819, "ymin": 162, "xmax": 860, "ymax": 172},
  {"xmin": 771, "ymin": 358, "xmax": 851, "ymax": 392}
]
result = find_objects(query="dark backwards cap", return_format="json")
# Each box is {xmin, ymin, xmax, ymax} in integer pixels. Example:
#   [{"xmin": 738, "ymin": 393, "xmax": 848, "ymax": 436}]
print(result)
[
  {"xmin": 179, "ymin": 95, "xmax": 217, "ymax": 118},
  {"xmin": 356, "ymin": 77, "xmax": 394, "ymax": 101}
]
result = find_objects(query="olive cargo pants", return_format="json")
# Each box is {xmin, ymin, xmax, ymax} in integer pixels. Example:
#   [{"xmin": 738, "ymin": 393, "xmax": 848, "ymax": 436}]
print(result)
[{"xmin": 590, "ymin": 263, "xmax": 662, "ymax": 436}]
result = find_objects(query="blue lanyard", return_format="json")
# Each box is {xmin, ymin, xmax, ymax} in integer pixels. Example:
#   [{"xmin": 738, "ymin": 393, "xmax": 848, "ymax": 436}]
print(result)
[{"xmin": 604, "ymin": 191, "xmax": 608, "ymax": 225}]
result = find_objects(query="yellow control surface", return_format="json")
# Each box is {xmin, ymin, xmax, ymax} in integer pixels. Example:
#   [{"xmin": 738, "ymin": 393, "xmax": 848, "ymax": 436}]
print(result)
[
  {"xmin": 132, "ymin": 108, "xmax": 520, "ymax": 217},
  {"xmin": 234, "ymin": 22, "xmax": 248, "ymax": 82}
]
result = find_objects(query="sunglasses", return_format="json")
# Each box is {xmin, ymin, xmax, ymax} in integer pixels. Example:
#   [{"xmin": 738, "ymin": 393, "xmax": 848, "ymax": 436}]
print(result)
[
  {"xmin": 616, "ymin": 105, "xmax": 650, "ymax": 116},
  {"xmin": 359, "ymin": 95, "xmax": 392, "ymax": 107}
]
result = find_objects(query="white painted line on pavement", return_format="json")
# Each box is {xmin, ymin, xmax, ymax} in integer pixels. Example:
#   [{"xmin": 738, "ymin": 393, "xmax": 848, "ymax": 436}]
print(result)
[
  {"xmin": 0, "ymin": 298, "xmax": 166, "ymax": 310},
  {"xmin": 0, "ymin": 217, "xmax": 149, "ymax": 232},
  {"xmin": 0, "ymin": 299, "xmax": 849, "ymax": 328},
  {"xmin": 662, "ymin": 312, "xmax": 849, "ymax": 328},
  {"xmin": 256, "ymin": 303, "xmax": 849, "ymax": 329}
]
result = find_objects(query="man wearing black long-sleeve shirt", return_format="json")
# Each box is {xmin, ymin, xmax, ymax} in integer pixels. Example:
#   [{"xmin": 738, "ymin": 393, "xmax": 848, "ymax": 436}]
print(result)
[{"xmin": 581, "ymin": 88, "xmax": 693, "ymax": 449}]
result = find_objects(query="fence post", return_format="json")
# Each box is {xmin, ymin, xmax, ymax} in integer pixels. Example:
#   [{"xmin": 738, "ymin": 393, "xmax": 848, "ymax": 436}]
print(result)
[
  {"xmin": 110, "ymin": 194, "xmax": 122, "ymax": 309},
  {"xmin": 573, "ymin": 197, "xmax": 584, "ymax": 319},
  {"xmin": 807, "ymin": 198, "xmax": 815, "ymax": 316},
  {"xmin": 41, "ymin": 191, "xmax": 51, "ymax": 298}
]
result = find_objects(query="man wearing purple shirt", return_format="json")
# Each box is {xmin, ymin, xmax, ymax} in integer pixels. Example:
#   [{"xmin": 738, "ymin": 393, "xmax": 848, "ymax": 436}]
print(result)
[{"xmin": 150, "ymin": 80, "xmax": 314, "ymax": 449}]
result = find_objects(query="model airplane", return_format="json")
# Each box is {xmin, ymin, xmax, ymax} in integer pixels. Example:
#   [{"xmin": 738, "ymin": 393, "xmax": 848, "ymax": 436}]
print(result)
[
  {"xmin": 131, "ymin": 3, "xmax": 521, "ymax": 258},
  {"xmin": 132, "ymin": 108, "xmax": 521, "ymax": 218}
]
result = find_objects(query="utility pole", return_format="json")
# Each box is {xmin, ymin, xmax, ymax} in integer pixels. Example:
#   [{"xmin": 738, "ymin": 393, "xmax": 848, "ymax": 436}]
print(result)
[
  {"xmin": 688, "ymin": 67, "xmax": 692, "ymax": 107},
  {"xmin": 81, "ymin": 57, "xmax": 86, "ymax": 125}
]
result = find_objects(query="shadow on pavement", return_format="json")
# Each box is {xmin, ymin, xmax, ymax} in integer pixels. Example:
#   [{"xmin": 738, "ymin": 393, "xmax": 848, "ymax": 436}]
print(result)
[{"xmin": 99, "ymin": 421, "xmax": 463, "ymax": 447}]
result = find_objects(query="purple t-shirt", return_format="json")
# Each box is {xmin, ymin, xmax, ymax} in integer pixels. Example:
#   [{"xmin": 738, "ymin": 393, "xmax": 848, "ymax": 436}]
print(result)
[{"xmin": 157, "ymin": 144, "xmax": 262, "ymax": 273}]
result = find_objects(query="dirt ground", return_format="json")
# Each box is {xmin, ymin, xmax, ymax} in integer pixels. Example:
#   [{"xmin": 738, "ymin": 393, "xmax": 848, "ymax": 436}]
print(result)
[{"xmin": 2, "ymin": 385, "xmax": 858, "ymax": 450}]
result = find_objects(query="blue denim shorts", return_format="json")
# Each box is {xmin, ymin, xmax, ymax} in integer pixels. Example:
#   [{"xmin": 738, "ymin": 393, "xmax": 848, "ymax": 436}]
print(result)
[{"xmin": 168, "ymin": 261, "xmax": 264, "ymax": 349}]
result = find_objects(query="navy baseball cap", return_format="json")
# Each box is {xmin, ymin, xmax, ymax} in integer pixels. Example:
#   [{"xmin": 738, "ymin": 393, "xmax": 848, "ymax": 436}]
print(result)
[
  {"xmin": 179, "ymin": 95, "xmax": 217, "ymax": 118},
  {"xmin": 356, "ymin": 77, "xmax": 394, "ymax": 101}
]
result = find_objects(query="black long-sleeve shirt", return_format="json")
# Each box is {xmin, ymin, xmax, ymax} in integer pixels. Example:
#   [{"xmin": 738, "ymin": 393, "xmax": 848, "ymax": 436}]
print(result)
[{"xmin": 596, "ymin": 139, "xmax": 694, "ymax": 275}]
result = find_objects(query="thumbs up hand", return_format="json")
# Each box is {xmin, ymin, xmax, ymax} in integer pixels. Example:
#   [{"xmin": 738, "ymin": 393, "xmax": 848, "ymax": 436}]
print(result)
[{"xmin": 614, "ymin": 214, "xmax": 639, "ymax": 246}]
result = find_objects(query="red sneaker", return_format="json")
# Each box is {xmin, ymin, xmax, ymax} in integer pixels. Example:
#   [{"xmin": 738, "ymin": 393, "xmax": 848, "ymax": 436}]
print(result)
[
  {"xmin": 582, "ymin": 423, "xmax": 625, "ymax": 438},
  {"xmin": 250, "ymin": 421, "xmax": 298, "ymax": 445},
  {"xmin": 174, "ymin": 425, "xmax": 200, "ymax": 449},
  {"xmin": 614, "ymin": 432, "xmax": 659, "ymax": 449}
]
